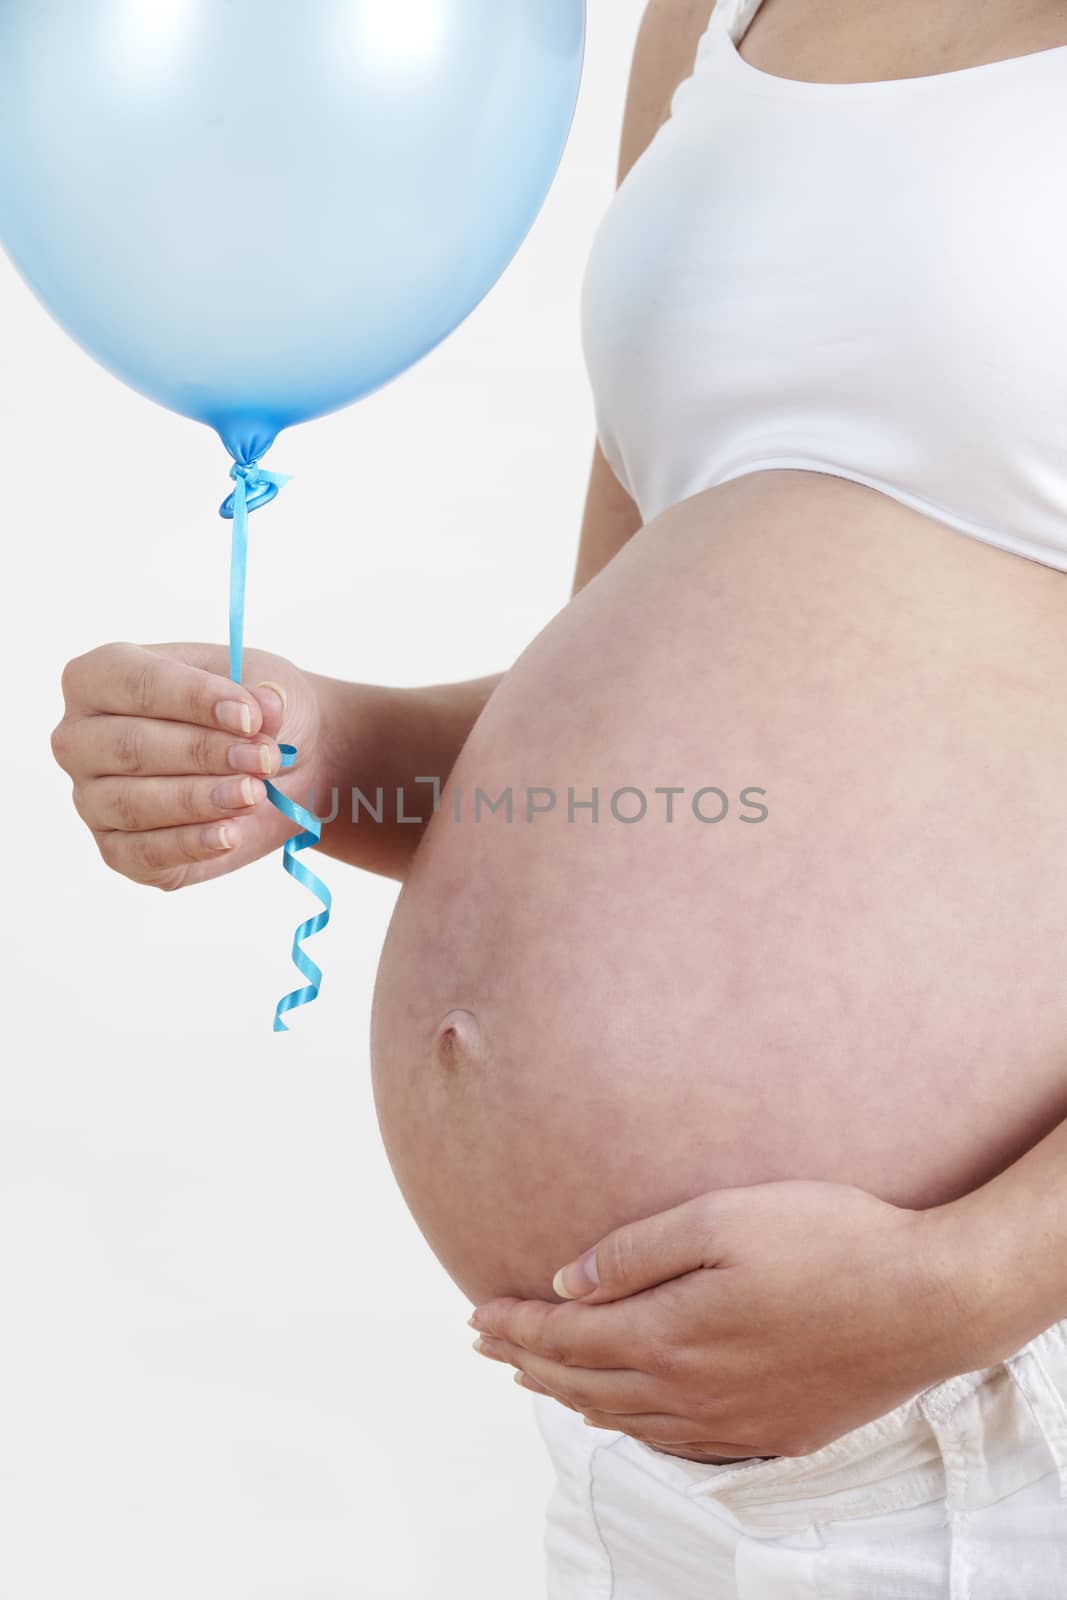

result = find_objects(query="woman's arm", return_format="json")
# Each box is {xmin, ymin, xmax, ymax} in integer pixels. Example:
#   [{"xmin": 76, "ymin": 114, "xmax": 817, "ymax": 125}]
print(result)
[
  {"xmin": 51, "ymin": 445, "xmax": 630, "ymax": 896},
  {"xmin": 937, "ymin": 1110, "xmax": 1067, "ymax": 1365},
  {"xmin": 571, "ymin": 0, "xmax": 710, "ymax": 592},
  {"xmin": 296, "ymin": 672, "xmax": 500, "ymax": 881}
]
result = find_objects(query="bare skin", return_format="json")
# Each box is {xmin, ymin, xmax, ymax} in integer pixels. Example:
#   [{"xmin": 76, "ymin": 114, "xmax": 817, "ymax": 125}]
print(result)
[
  {"xmin": 370, "ymin": 471, "xmax": 1067, "ymax": 1306},
  {"xmin": 736, "ymin": 0, "xmax": 1067, "ymax": 86}
]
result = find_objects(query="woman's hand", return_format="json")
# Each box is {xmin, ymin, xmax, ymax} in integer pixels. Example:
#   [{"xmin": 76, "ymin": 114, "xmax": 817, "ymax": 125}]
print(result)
[
  {"xmin": 51, "ymin": 641, "xmax": 323, "ymax": 891},
  {"xmin": 470, "ymin": 1180, "xmax": 987, "ymax": 1461}
]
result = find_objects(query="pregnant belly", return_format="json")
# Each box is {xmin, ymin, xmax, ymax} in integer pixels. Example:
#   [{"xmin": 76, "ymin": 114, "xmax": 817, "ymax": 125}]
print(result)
[{"xmin": 370, "ymin": 470, "xmax": 1067, "ymax": 1308}]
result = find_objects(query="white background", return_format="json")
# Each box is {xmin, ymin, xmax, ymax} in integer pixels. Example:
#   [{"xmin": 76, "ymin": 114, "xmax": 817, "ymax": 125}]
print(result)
[{"xmin": 0, "ymin": 3, "xmax": 646, "ymax": 1594}]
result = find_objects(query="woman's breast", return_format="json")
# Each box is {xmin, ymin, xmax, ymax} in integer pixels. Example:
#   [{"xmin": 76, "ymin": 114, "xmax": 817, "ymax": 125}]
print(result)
[{"xmin": 370, "ymin": 470, "xmax": 1067, "ymax": 1306}]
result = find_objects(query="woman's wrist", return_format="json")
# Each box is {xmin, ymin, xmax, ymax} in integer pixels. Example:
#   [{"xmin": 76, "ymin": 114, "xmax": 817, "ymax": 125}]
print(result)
[
  {"xmin": 920, "ymin": 1140, "xmax": 1067, "ymax": 1375},
  {"xmin": 299, "ymin": 669, "xmax": 504, "ymax": 879}
]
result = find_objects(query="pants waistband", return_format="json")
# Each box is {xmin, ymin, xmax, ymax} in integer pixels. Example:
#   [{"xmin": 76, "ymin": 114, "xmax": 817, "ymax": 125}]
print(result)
[{"xmin": 672, "ymin": 1318, "xmax": 1067, "ymax": 1536}]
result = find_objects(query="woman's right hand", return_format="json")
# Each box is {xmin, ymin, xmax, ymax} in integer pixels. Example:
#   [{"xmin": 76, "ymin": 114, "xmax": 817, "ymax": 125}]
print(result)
[{"xmin": 51, "ymin": 641, "xmax": 324, "ymax": 891}]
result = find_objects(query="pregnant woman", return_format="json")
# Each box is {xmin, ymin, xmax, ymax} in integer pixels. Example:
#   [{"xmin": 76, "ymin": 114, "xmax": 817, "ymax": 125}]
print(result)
[{"xmin": 50, "ymin": 0, "xmax": 1067, "ymax": 1592}]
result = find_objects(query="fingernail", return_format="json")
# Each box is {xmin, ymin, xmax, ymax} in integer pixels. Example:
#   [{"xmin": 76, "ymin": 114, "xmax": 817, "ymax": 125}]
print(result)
[
  {"xmin": 468, "ymin": 1312, "xmax": 484, "ymax": 1331},
  {"xmin": 254, "ymin": 680, "xmax": 288, "ymax": 719},
  {"xmin": 228, "ymin": 742, "xmax": 274, "ymax": 776},
  {"xmin": 215, "ymin": 700, "xmax": 252, "ymax": 735},
  {"xmin": 204, "ymin": 823, "xmax": 235, "ymax": 851},
  {"xmin": 211, "ymin": 777, "xmax": 257, "ymax": 810},
  {"xmin": 553, "ymin": 1251, "xmax": 599, "ymax": 1300},
  {"xmin": 472, "ymin": 1336, "xmax": 503, "ymax": 1357}
]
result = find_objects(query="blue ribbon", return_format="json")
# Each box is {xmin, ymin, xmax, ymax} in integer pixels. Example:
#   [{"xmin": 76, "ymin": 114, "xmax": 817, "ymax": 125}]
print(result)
[{"xmin": 220, "ymin": 460, "xmax": 332, "ymax": 1032}]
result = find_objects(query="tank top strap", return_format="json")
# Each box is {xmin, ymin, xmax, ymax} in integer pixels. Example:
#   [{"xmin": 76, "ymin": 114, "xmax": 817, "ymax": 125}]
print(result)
[{"xmin": 707, "ymin": 0, "xmax": 767, "ymax": 46}]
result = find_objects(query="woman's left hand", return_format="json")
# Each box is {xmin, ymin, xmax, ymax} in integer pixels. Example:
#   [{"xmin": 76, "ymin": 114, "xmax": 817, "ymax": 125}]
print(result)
[{"xmin": 469, "ymin": 1180, "xmax": 987, "ymax": 1460}]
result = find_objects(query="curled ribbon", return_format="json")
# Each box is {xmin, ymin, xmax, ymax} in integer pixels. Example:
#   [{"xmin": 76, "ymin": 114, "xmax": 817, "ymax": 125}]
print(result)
[{"xmin": 220, "ymin": 460, "xmax": 332, "ymax": 1031}]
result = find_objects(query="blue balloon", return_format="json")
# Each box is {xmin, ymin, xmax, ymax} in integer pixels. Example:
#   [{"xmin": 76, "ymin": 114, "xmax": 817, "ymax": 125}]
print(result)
[
  {"xmin": 0, "ymin": 0, "xmax": 586, "ymax": 466},
  {"xmin": 1, "ymin": 0, "xmax": 585, "ymax": 1031}
]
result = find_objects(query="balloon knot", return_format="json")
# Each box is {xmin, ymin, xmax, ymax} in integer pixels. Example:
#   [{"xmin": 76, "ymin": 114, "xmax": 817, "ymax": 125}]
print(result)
[{"xmin": 219, "ymin": 458, "xmax": 292, "ymax": 519}]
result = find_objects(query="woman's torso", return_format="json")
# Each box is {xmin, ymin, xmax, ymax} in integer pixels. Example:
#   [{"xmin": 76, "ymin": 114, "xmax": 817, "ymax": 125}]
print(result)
[{"xmin": 370, "ymin": 0, "xmax": 1067, "ymax": 1312}]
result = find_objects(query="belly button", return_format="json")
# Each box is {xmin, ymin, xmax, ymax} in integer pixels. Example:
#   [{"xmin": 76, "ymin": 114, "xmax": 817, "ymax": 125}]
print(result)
[{"xmin": 433, "ymin": 1008, "xmax": 483, "ymax": 1070}]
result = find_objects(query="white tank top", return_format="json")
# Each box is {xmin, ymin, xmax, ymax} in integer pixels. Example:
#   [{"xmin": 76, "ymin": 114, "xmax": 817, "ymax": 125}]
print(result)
[{"xmin": 580, "ymin": 0, "xmax": 1067, "ymax": 570}]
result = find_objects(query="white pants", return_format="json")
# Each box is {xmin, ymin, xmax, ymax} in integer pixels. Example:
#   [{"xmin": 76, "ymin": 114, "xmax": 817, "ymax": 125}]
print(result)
[{"xmin": 533, "ymin": 1317, "xmax": 1067, "ymax": 1598}]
